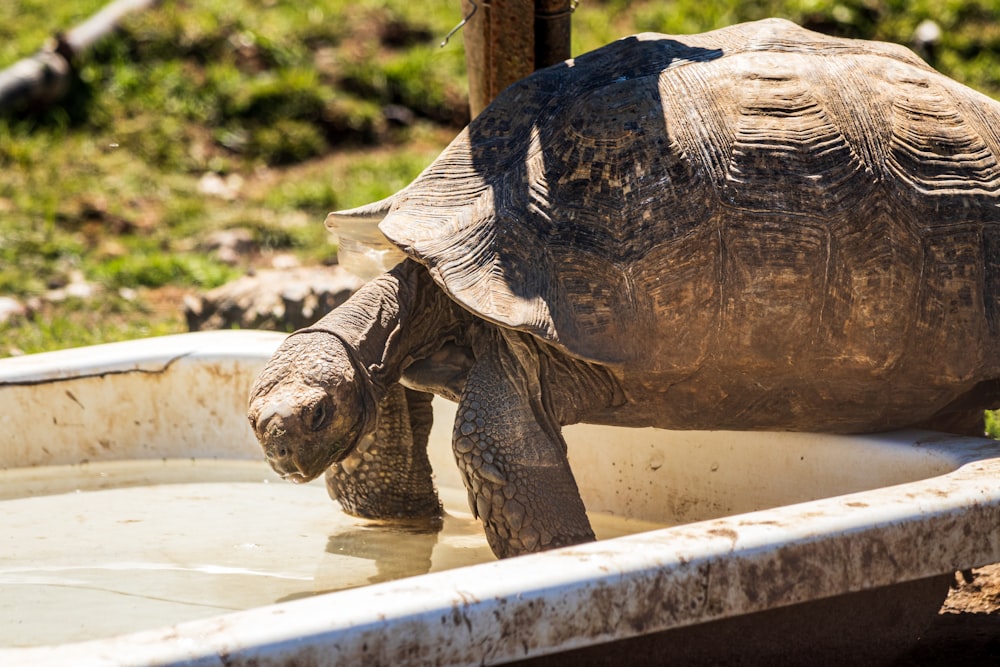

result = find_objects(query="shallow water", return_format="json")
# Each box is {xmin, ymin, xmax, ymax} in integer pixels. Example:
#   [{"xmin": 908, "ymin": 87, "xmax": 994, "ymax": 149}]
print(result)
[{"xmin": 0, "ymin": 459, "xmax": 667, "ymax": 647}]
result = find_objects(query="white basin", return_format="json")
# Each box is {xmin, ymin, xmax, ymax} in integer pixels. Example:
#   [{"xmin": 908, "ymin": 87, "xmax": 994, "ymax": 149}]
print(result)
[{"xmin": 1, "ymin": 330, "xmax": 998, "ymax": 665}]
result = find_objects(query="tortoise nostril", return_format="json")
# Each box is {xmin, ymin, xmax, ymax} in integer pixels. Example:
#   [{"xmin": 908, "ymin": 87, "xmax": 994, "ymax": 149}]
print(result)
[
  {"xmin": 257, "ymin": 414, "xmax": 294, "ymax": 464},
  {"xmin": 265, "ymin": 419, "xmax": 287, "ymax": 439}
]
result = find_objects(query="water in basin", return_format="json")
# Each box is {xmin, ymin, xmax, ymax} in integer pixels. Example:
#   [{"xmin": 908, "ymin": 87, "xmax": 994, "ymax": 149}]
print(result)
[{"xmin": 0, "ymin": 458, "xmax": 667, "ymax": 647}]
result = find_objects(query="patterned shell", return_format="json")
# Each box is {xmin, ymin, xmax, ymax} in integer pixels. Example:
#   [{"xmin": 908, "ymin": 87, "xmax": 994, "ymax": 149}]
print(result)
[{"xmin": 328, "ymin": 18, "xmax": 1000, "ymax": 379}]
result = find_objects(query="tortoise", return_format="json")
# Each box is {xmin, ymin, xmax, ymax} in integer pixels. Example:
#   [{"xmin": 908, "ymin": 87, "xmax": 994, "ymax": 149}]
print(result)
[{"xmin": 248, "ymin": 18, "xmax": 1000, "ymax": 558}]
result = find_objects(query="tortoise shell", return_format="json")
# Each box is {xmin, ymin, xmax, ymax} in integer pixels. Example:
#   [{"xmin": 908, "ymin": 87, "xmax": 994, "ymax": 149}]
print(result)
[{"xmin": 329, "ymin": 18, "xmax": 1000, "ymax": 390}]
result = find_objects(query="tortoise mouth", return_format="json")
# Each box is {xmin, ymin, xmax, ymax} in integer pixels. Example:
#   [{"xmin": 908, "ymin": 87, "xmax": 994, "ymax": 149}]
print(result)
[
  {"xmin": 265, "ymin": 453, "xmax": 322, "ymax": 483},
  {"xmin": 268, "ymin": 441, "xmax": 351, "ymax": 483},
  {"xmin": 273, "ymin": 433, "xmax": 362, "ymax": 483},
  {"xmin": 280, "ymin": 470, "xmax": 313, "ymax": 484}
]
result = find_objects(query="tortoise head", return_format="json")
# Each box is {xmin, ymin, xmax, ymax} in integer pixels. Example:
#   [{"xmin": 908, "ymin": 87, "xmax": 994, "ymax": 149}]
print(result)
[{"xmin": 248, "ymin": 331, "xmax": 377, "ymax": 483}]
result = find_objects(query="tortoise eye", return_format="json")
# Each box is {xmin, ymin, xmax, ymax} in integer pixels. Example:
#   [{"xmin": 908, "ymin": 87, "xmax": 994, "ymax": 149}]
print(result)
[{"xmin": 309, "ymin": 398, "xmax": 331, "ymax": 432}]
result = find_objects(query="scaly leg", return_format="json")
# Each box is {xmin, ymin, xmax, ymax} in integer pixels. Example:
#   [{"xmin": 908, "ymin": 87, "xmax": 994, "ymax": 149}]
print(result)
[
  {"xmin": 454, "ymin": 340, "xmax": 594, "ymax": 558},
  {"xmin": 325, "ymin": 384, "xmax": 441, "ymax": 520}
]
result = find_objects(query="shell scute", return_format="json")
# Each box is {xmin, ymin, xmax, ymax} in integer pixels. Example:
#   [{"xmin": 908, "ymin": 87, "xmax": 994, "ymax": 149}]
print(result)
[
  {"xmin": 718, "ymin": 54, "xmax": 876, "ymax": 216},
  {"xmin": 885, "ymin": 74, "xmax": 1000, "ymax": 198},
  {"xmin": 348, "ymin": 19, "xmax": 1000, "ymax": 375}
]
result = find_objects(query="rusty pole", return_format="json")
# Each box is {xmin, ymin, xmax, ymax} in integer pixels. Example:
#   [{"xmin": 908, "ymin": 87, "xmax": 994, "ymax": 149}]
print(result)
[{"xmin": 461, "ymin": 0, "xmax": 572, "ymax": 118}]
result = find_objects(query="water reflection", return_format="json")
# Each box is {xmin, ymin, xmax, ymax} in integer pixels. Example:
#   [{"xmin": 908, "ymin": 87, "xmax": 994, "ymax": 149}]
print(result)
[{"xmin": 276, "ymin": 510, "xmax": 490, "ymax": 603}]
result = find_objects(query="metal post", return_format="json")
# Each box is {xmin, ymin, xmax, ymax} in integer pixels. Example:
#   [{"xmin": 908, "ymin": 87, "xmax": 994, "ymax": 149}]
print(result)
[{"xmin": 534, "ymin": 0, "xmax": 572, "ymax": 70}]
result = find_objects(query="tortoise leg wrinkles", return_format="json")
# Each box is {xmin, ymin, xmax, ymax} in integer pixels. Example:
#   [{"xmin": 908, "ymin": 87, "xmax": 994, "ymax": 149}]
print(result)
[
  {"xmin": 454, "ymin": 339, "xmax": 595, "ymax": 558},
  {"xmin": 325, "ymin": 383, "xmax": 442, "ymax": 520}
]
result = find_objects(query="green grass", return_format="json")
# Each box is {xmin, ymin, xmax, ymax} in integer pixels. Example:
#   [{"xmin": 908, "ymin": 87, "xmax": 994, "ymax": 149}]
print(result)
[
  {"xmin": 2, "ymin": 0, "xmax": 1000, "ymax": 361},
  {"xmin": 0, "ymin": 1, "xmax": 110, "ymax": 69},
  {"xmin": 987, "ymin": 411, "xmax": 1000, "ymax": 439},
  {"xmin": 0, "ymin": 0, "xmax": 469, "ymax": 354},
  {"xmin": 4, "ymin": 296, "xmax": 183, "ymax": 356}
]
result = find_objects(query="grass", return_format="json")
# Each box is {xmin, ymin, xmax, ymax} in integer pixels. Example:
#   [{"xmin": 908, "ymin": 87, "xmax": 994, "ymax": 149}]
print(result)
[
  {"xmin": 1, "ymin": 0, "xmax": 999, "ymax": 433},
  {"xmin": 0, "ymin": 0, "xmax": 468, "ymax": 354},
  {"xmin": 0, "ymin": 1, "xmax": 110, "ymax": 68}
]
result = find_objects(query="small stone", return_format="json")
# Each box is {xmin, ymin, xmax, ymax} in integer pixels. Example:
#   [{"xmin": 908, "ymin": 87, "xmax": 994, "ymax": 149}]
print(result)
[
  {"xmin": 0, "ymin": 296, "xmax": 26, "ymax": 324},
  {"xmin": 202, "ymin": 228, "xmax": 257, "ymax": 266},
  {"xmin": 65, "ymin": 281, "xmax": 95, "ymax": 299},
  {"xmin": 197, "ymin": 172, "xmax": 243, "ymax": 200},
  {"xmin": 271, "ymin": 253, "xmax": 300, "ymax": 270},
  {"xmin": 383, "ymin": 104, "xmax": 416, "ymax": 127}
]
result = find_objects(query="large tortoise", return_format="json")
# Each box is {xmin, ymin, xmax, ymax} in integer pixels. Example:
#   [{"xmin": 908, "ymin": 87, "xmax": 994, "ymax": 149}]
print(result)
[{"xmin": 248, "ymin": 19, "xmax": 1000, "ymax": 558}]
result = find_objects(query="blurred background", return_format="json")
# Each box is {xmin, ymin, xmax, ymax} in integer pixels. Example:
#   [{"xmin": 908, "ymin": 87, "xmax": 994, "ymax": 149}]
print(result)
[{"xmin": 1, "ymin": 0, "xmax": 998, "ymax": 357}]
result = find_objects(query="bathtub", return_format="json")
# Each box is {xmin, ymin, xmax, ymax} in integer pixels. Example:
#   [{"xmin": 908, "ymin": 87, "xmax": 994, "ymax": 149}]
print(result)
[{"xmin": 1, "ymin": 330, "xmax": 998, "ymax": 665}]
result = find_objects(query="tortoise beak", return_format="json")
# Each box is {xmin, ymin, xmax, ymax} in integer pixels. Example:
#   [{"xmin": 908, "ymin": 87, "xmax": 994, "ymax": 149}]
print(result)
[
  {"xmin": 257, "ymin": 414, "xmax": 315, "ymax": 482},
  {"xmin": 255, "ymin": 410, "xmax": 359, "ymax": 483}
]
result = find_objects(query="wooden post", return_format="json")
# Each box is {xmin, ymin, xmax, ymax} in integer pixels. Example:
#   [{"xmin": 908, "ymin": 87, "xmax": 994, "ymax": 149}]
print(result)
[{"xmin": 462, "ymin": 0, "xmax": 572, "ymax": 118}]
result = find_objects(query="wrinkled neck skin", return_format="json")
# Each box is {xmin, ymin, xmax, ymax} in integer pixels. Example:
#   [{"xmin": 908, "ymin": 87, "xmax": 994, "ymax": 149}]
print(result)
[
  {"xmin": 287, "ymin": 258, "xmax": 624, "ymax": 430},
  {"xmin": 297, "ymin": 259, "xmax": 468, "ymax": 397}
]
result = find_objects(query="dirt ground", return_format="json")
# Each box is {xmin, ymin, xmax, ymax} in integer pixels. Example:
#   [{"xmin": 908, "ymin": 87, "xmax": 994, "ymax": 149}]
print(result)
[{"xmin": 894, "ymin": 563, "xmax": 1000, "ymax": 665}]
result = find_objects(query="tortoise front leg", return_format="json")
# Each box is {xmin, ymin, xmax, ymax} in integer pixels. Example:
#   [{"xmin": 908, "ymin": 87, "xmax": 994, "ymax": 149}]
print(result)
[
  {"xmin": 454, "ymin": 343, "xmax": 595, "ymax": 558},
  {"xmin": 325, "ymin": 384, "xmax": 442, "ymax": 520}
]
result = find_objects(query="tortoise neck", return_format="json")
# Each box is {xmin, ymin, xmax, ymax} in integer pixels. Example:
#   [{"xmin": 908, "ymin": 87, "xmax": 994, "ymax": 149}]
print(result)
[{"xmin": 300, "ymin": 259, "xmax": 454, "ymax": 392}]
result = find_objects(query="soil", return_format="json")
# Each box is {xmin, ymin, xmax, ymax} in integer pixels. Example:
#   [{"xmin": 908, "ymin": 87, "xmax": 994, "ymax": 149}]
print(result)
[{"xmin": 895, "ymin": 563, "xmax": 1000, "ymax": 665}]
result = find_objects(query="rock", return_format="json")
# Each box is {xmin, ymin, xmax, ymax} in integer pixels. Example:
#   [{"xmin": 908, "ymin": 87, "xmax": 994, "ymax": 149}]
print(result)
[
  {"xmin": 201, "ymin": 228, "xmax": 258, "ymax": 265},
  {"xmin": 184, "ymin": 265, "xmax": 365, "ymax": 332},
  {"xmin": 383, "ymin": 104, "xmax": 416, "ymax": 127},
  {"xmin": 197, "ymin": 172, "xmax": 244, "ymax": 200},
  {"xmin": 270, "ymin": 253, "xmax": 301, "ymax": 270},
  {"xmin": 0, "ymin": 296, "xmax": 27, "ymax": 324},
  {"xmin": 44, "ymin": 271, "xmax": 99, "ymax": 302}
]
